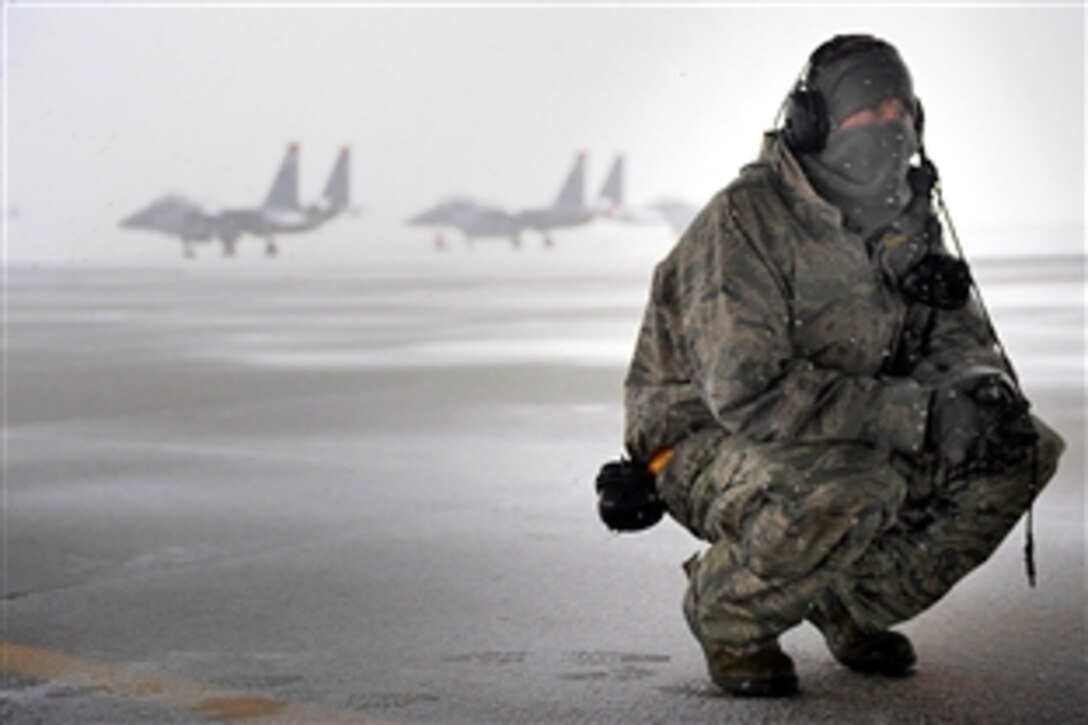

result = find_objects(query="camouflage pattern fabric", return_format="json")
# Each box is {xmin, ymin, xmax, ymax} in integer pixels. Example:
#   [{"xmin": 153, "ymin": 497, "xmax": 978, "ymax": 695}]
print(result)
[
  {"xmin": 624, "ymin": 132, "xmax": 1066, "ymax": 654},
  {"xmin": 670, "ymin": 419, "xmax": 1062, "ymax": 655}
]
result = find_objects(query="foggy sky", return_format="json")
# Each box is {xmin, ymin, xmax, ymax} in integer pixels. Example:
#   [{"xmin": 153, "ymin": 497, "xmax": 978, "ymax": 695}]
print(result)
[{"xmin": 4, "ymin": 3, "xmax": 1084, "ymax": 263}]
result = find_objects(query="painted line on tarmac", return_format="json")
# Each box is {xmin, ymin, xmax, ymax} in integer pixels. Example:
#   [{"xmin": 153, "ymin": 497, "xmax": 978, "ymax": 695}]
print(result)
[{"xmin": 0, "ymin": 640, "xmax": 392, "ymax": 723}]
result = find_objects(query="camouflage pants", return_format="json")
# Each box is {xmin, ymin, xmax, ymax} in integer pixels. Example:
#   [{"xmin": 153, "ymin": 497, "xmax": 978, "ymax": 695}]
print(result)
[{"xmin": 657, "ymin": 418, "xmax": 1065, "ymax": 655}]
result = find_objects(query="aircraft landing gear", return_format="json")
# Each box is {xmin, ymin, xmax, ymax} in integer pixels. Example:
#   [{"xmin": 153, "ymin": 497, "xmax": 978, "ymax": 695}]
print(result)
[{"xmin": 265, "ymin": 238, "xmax": 279, "ymax": 257}]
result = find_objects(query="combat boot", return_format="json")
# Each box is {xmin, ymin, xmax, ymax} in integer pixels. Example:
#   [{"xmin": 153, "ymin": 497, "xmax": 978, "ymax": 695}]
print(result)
[
  {"xmin": 808, "ymin": 592, "xmax": 916, "ymax": 676},
  {"xmin": 697, "ymin": 637, "xmax": 799, "ymax": 697},
  {"xmin": 683, "ymin": 585, "xmax": 798, "ymax": 697}
]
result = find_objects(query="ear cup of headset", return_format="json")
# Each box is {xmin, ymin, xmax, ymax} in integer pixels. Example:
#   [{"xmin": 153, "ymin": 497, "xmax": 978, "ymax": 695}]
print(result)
[
  {"xmin": 783, "ymin": 88, "xmax": 830, "ymax": 154},
  {"xmin": 913, "ymin": 98, "xmax": 925, "ymax": 141}
]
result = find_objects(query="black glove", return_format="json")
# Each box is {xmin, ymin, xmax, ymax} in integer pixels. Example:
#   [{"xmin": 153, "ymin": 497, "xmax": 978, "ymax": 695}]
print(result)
[
  {"xmin": 898, "ymin": 159, "xmax": 940, "ymax": 235},
  {"xmin": 595, "ymin": 459, "xmax": 665, "ymax": 533},
  {"xmin": 900, "ymin": 251, "xmax": 972, "ymax": 310},
  {"xmin": 929, "ymin": 373, "xmax": 1038, "ymax": 479},
  {"xmin": 974, "ymin": 376, "xmax": 1038, "ymax": 451}
]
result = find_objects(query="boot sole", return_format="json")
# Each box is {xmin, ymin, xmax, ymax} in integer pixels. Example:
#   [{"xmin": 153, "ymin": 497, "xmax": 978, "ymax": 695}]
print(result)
[
  {"xmin": 841, "ymin": 660, "xmax": 916, "ymax": 677},
  {"xmin": 712, "ymin": 673, "xmax": 799, "ymax": 697},
  {"xmin": 834, "ymin": 635, "xmax": 917, "ymax": 677}
]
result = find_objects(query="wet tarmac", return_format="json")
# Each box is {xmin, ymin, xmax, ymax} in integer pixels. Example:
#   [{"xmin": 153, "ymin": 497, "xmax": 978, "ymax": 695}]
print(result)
[{"xmin": 3, "ymin": 252, "xmax": 1085, "ymax": 722}]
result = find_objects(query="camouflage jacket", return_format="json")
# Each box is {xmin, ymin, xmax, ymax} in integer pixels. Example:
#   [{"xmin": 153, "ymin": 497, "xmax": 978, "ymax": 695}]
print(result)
[{"xmin": 624, "ymin": 132, "xmax": 1009, "ymax": 463}]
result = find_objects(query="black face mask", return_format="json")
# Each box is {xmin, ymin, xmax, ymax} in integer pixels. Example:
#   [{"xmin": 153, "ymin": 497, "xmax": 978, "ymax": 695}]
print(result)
[{"xmin": 799, "ymin": 119, "xmax": 919, "ymax": 239}]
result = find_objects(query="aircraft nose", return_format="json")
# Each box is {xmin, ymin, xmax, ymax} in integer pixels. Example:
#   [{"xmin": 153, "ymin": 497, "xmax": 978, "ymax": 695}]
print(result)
[
  {"xmin": 119, "ymin": 202, "xmax": 162, "ymax": 228},
  {"xmin": 119, "ymin": 209, "xmax": 149, "ymax": 228},
  {"xmin": 406, "ymin": 209, "xmax": 440, "ymax": 225}
]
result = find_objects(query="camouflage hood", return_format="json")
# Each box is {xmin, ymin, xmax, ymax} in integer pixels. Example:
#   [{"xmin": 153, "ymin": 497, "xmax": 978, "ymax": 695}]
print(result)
[
  {"xmin": 756, "ymin": 131, "xmax": 844, "ymax": 229},
  {"xmin": 623, "ymin": 131, "xmax": 1006, "ymax": 465}
]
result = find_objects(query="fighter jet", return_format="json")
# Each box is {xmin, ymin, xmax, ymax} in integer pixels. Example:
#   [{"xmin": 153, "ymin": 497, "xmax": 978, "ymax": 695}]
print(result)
[
  {"xmin": 407, "ymin": 152, "xmax": 596, "ymax": 250},
  {"xmin": 120, "ymin": 145, "xmax": 352, "ymax": 258},
  {"xmin": 406, "ymin": 197, "xmax": 522, "ymax": 250},
  {"xmin": 514, "ymin": 152, "xmax": 595, "ymax": 247},
  {"xmin": 594, "ymin": 154, "xmax": 698, "ymax": 237}
]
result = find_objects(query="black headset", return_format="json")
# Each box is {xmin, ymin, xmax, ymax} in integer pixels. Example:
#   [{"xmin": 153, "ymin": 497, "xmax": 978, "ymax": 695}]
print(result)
[
  {"xmin": 782, "ymin": 85, "xmax": 831, "ymax": 154},
  {"xmin": 782, "ymin": 35, "xmax": 925, "ymax": 154}
]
